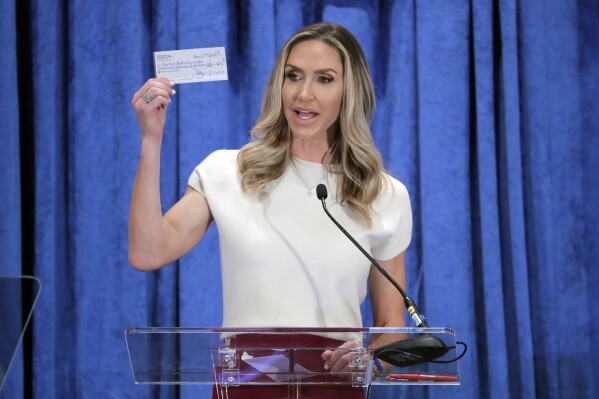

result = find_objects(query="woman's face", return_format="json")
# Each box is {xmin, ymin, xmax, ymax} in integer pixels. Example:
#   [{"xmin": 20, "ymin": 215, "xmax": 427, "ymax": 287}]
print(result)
[{"xmin": 282, "ymin": 40, "xmax": 344, "ymax": 146}]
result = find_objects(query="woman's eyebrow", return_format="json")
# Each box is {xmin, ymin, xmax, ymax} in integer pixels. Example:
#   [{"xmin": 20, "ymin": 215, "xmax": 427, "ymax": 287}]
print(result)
[{"xmin": 285, "ymin": 63, "xmax": 338, "ymax": 75}]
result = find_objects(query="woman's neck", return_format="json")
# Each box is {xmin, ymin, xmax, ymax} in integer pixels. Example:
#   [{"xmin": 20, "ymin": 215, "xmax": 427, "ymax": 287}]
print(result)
[{"xmin": 290, "ymin": 138, "xmax": 329, "ymax": 163}]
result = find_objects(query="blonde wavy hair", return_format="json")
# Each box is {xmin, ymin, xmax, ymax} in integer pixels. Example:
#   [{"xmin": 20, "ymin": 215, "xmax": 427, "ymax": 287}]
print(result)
[{"xmin": 238, "ymin": 22, "xmax": 385, "ymax": 226}]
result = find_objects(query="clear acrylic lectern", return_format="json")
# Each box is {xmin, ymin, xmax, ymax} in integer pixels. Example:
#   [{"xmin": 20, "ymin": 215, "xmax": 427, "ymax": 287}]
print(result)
[
  {"xmin": 125, "ymin": 326, "xmax": 461, "ymax": 398},
  {"xmin": 0, "ymin": 276, "xmax": 41, "ymax": 393}
]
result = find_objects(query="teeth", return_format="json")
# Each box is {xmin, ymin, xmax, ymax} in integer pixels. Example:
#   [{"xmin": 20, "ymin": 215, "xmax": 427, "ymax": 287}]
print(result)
[{"xmin": 297, "ymin": 110, "xmax": 315, "ymax": 120}]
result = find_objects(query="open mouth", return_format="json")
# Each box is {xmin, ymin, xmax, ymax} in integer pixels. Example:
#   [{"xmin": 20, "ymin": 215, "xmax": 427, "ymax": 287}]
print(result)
[{"xmin": 295, "ymin": 110, "xmax": 318, "ymax": 120}]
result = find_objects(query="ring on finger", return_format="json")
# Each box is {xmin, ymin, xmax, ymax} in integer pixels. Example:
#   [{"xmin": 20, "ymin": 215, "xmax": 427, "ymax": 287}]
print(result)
[{"xmin": 142, "ymin": 92, "xmax": 155, "ymax": 103}]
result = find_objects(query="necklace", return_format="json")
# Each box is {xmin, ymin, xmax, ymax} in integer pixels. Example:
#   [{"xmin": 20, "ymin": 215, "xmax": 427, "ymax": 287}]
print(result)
[{"xmin": 290, "ymin": 158, "xmax": 327, "ymax": 196}]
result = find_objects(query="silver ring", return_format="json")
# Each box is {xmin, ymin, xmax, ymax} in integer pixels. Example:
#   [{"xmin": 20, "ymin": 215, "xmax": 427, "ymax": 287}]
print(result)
[{"xmin": 142, "ymin": 92, "xmax": 154, "ymax": 103}]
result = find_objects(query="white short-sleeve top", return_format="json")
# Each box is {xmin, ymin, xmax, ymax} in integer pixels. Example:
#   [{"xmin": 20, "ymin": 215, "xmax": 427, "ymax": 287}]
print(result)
[{"xmin": 188, "ymin": 150, "xmax": 412, "ymax": 328}]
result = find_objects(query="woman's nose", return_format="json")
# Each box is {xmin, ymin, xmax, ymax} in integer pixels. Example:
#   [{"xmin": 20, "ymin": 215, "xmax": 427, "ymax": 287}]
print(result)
[{"xmin": 296, "ymin": 80, "xmax": 314, "ymax": 100}]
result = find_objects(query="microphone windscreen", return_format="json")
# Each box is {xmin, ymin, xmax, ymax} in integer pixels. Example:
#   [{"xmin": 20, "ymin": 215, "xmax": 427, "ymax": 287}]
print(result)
[{"xmin": 316, "ymin": 184, "xmax": 328, "ymax": 200}]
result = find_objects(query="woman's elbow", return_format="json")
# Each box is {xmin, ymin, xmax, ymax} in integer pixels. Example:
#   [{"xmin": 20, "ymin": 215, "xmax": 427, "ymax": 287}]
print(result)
[{"xmin": 128, "ymin": 250, "xmax": 164, "ymax": 271}]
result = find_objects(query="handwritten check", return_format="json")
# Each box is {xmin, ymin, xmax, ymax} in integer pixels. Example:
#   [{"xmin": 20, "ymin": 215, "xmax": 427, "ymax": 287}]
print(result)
[{"xmin": 153, "ymin": 47, "xmax": 228, "ymax": 84}]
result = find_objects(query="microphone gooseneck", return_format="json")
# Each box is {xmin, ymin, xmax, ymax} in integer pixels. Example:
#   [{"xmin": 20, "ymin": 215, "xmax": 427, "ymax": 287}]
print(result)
[
  {"xmin": 315, "ymin": 183, "xmax": 461, "ymax": 368},
  {"xmin": 315, "ymin": 184, "xmax": 428, "ymax": 328}
]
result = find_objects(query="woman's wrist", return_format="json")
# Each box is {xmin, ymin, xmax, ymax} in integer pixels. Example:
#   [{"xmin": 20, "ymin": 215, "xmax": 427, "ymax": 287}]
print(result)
[{"xmin": 140, "ymin": 135, "xmax": 163, "ymax": 154}]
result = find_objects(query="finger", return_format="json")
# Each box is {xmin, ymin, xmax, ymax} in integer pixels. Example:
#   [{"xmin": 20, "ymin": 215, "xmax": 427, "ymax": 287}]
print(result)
[
  {"xmin": 323, "ymin": 340, "xmax": 359, "ymax": 370},
  {"xmin": 147, "ymin": 86, "xmax": 175, "ymax": 100},
  {"xmin": 134, "ymin": 88, "xmax": 174, "ymax": 112},
  {"xmin": 321, "ymin": 350, "xmax": 333, "ymax": 369},
  {"xmin": 329, "ymin": 340, "xmax": 357, "ymax": 363},
  {"xmin": 145, "ymin": 94, "xmax": 170, "ymax": 110},
  {"xmin": 153, "ymin": 77, "xmax": 174, "ymax": 87},
  {"xmin": 133, "ymin": 79, "xmax": 157, "ymax": 100},
  {"xmin": 133, "ymin": 78, "xmax": 175, "ymax": 103},
  {"xmin": 329, "ymin": 352, "xmax": 352, "ymax": 372},
  {"xmin": 137, "ymin": 86, "xmax": 175, "ymax": 106},
  {"xmin": 143, "ymin": 77, "xmax": 174, "ymax": 91},
  {"xmin": 133, "ymin": 94, "xmax": 170, "ymax": 114},
  {"xmin": 323, "ymin": 348, "xmax": 347, "ymax": 370},
  {"xmin": 327, "ymin": 348, "xmax": 350, "ymax": 371},
  {"xmin": 158, "ymin": 95, "xmax": 170, "ymax": 110}
]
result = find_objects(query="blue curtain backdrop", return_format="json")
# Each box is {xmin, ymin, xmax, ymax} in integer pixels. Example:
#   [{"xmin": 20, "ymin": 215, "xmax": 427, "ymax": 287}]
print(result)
[{"xmin": 1, "ymin": 0, "xmax": 598, "ymax": 398}]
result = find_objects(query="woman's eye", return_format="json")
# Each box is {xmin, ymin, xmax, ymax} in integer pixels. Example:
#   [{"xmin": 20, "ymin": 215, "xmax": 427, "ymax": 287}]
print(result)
[
  {"xmin": 286, "ymin": 72, "xmax": 301, "ymax": 81},
  {"xmin": 318, "ymin": 76, "xmax": 333, "ymax": 83}
]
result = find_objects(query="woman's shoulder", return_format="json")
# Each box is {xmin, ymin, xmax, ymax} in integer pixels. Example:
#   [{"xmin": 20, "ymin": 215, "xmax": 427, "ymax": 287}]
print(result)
[
  {"xmin": 372, "ymin": 172, "xmax": 411, "ymax": 212},
  {"xmin": 381, "ymin": 173, "xmax": 409, "ymax": 198},
  {"xmin": 202, "ymin": 149, "xmax": 240, "ymax": 163},
  {"xmin": 195, "ymin": 149, "xmax": 240, "ymax": 170},
  {"xmin": 188, "ymin": 149, "xmax": 241, "ymax": 193}
]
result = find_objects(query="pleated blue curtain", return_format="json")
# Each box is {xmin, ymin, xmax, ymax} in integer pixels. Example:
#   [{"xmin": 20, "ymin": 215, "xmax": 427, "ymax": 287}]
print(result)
[
  {"xmin": 1, "ymin": 1, "xmax": 598, "ymax": 398},
  {"xmin": 1, "ymin": 1, "xmax": 24, "ymax": 397}
]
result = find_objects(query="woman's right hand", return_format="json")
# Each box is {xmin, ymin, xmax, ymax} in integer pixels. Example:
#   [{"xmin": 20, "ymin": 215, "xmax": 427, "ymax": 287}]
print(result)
[{"xmin": 131, "ymin": 77, "xmax": 176, "ymax": 142}]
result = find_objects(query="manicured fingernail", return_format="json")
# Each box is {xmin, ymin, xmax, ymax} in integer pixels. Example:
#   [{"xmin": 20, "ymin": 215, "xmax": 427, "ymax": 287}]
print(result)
[
  {"xmin": 171, "ymin": 89, "xmax": 176, "ymax": 95},
  {"xmin": 169, "ymin": 80, "xmax": 175, "ymax": 86},
  {"xmin": 169, "ymin": 98, "xmax": 172, "ymax": 103},
  {"xmin": 324, "ymin": 363, "xmax": 329, "ymax": 370}
]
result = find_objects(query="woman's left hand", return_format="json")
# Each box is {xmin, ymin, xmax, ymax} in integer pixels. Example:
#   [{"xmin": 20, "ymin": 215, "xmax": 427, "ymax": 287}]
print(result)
[{"xmin": 321, "ymin": 340, "xmax": 360, "ymax": 372}]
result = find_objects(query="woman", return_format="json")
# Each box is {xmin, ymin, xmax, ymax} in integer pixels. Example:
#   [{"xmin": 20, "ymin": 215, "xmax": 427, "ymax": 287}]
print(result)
[{"xmin": 130, "ymin": 22, "xmax": 412, "ymax": 398}]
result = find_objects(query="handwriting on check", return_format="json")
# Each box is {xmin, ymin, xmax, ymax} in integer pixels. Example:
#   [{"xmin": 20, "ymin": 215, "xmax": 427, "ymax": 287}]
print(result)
[{"xmin": 157, "ymin": 59, "xmax": 226, "ymax": 72}]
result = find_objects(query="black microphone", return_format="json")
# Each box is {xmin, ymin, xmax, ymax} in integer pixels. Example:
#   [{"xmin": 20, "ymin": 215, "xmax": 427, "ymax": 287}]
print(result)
[{"xmin": 315, "ymin": 183, "xmax": 452, "ymax": 367}]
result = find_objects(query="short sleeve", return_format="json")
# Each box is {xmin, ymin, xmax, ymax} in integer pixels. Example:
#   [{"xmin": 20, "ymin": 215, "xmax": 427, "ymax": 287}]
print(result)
[
  {"xmin": 187, "ymin": 150, "xmax": 237, "ymax": 197},
  {"xmin": 188, "ymin": 162, "xmax": 206, "ymax": 196},
  {"xmin": 370, "ymin": 177, "xmax": 413, "ymax": 260}
]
